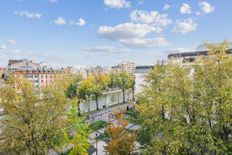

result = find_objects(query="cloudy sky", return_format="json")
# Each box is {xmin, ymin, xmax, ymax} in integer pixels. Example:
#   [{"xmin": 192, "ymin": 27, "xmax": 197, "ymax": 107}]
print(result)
[{"xmin": 0, "ymin": 0, "xmax": 231, "ymax": 67}]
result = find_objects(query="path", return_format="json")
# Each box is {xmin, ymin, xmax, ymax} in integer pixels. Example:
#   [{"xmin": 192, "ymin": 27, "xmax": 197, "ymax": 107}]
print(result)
[{"xmin": 88, "ymin": 102, "xmax": 135, "ymax": 124}]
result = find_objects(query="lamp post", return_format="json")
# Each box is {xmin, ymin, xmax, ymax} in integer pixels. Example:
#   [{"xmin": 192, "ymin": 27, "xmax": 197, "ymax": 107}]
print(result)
[{"xmin": 95, "ymin": 133, "xmax": 98, "ymax": 155}]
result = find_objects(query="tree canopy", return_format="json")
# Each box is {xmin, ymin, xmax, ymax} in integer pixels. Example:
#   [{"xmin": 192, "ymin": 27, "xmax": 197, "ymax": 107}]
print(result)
[
  {"xmin": 137, "ymin": 42, "xmax": 232, "ymax": 154},
  {"xmin": 0, "ymin": 73, "xmax": 89, "ymax": 155}
]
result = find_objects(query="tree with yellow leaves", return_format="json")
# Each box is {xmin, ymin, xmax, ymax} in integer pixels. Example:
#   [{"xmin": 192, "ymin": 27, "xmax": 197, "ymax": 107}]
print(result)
[
  {"xmin": 137, "ymin": 41, "xmax": 232, "ymax": 154},
  {"xmin": 0, "ymin": 73, "xmax": 90, "ymax": 155},
  {"xmin": 80, "ymin": 73, "xmax": 110, "ymax": 111}
]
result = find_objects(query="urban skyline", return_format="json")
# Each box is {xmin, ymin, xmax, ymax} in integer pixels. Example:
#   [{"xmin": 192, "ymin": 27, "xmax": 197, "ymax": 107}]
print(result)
[{"xmin": 0, "ymin": 0, "xmax": 232, "ymax": 68}]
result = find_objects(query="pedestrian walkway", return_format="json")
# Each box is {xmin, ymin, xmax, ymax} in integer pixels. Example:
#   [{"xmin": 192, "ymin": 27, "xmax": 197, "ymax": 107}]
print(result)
[{"xmin": 88, "ymin": 102, "xmax": 135, "ymax": 124}]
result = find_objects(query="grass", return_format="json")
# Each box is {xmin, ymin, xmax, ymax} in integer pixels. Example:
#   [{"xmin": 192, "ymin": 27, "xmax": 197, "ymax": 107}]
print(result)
[
  {"xmin": 89, "ymin": 120, "xmax": 108, "ymax": 131},
  {"xmin": 96, "ymin": 133, "xmax": 109, "ymax": 142},
  {"xmin": 124, "ymin": 108, "xmax": 141, "ymax": 124}
]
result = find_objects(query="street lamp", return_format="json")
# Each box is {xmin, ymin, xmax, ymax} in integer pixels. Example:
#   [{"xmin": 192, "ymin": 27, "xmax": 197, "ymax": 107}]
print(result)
[{"xmin": 95, "ymin": 133, "xmax": 98, "ymax": 155}]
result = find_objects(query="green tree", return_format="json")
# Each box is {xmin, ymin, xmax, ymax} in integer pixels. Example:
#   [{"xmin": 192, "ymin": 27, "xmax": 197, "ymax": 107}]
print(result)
[
  {"xmin": 115, "ymin": 71, "xmax": 134, "ymax": 103},
  {"xmin": 82, "ymin": 73, "xmax": 110, "ymax": 111},
  {"xmin": 137, "ymin": 41, "xmax": 232, "ymax": 154},
  {"xmin": 64, "ymin": 104, "xmax": 90, "ymax": 155},
  {"xmin": 65, "ymin": 75, "xmax": 85, "ymax": 116},
  {"xmin": 79, "ymin": 78, "xmax": 92, "ymax": 112},
  {"xmin": 0, "ymin": 74, "xmax": 90, "ymax": 155}
]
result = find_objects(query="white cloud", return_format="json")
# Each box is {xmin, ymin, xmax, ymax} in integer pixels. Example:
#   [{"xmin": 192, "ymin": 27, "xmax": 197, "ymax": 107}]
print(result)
[
  {"xmin": 14, "ymin": 11, "xmax": 42, "ymax": 19},
  {"xmin": 98, "ymin": 22, "xmax": 161, "ymax": 40},
  {"xmin": 71, "ymin": 18, "xmax": 86, "ymax": 26},
  {"xmin": 54, "ymin": 17, "xmax": 66, "ymax": 25},
  {"xmin": 48, "ymin": 0, "xmax": 57, "ymax": 3},
  {"xmin": 98, "ymin": 10, "xmax": 171, "ymax": 48},
  {"xmin": 0, "ymin": 45, "xmax": 7, "ymax": 50},
  {"xmin": 104, "ymin": 0, "xmax": 130, "ymax": 8},
  {"xmin": 199, "ymin": 1, "xmax": 215, "ymax": 14},
  {"xmin": 180, "ymin": 3, "xmax": 192, "ymax": 14},
  {"xmin": 81, "ymin": 46, "xmax": 131, "ymax": 53},
  {"xmin": 119, "ymin": 37, "xmax": 169, "ymax": 47},
  {"xmin": 7, "ymin": 39, "xmax": 17, "ymax": 45},
  {"xmin": 163, "ymin": 4, "xmax": 171, "ymax": 11},
  {"xmin": 173, "ymin": 19, "xmax": 197, "ymax": 34},
  {"xmin": 98, "ymin": 23, "xmax": 169, "ymax": 47},
  {"xmin": 130, "ymin": 10, "xmax": 172, "ymax": 27}
]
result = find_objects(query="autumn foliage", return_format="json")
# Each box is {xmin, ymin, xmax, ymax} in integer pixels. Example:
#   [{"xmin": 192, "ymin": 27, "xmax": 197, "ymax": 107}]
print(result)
[{"xmin": 105, "ymin": 112, "xmax": 136, "ymax": 155}]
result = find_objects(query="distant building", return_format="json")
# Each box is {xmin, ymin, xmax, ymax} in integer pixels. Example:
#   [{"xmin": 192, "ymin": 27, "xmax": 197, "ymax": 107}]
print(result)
[
  {"xmin": 167, "ymin": 49, "xmax": 232, "ymax": 67},
  {"xmin": 88, "ymin": 66, "xmax": 109, "ymax": 75},
  {"xmin": 112, "ymin": 62, "xmax": 135, "ymax": 74},
  {"xmin": 6, "ymin": 59, "xmax": 59, "ymax": 88},
  {"xmin": 135, "ymin": 66, "xmax": 153, "ymax": 93}
]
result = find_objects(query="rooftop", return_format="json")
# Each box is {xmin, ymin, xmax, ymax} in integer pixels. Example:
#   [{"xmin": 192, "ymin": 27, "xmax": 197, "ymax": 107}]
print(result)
[{"xmin": 168, "ymin": 49, "xmax": 232, "ymax": 59}]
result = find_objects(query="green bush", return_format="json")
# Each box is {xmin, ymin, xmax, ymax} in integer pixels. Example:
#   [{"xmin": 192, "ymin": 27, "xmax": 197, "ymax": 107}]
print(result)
[
  {"xmin": 97, "ymin": 133, "xmax": 109, "ymax": 142},
  {"xmin": 89, "ymin": 120, "xmax": 108, "ymax": 131},
  {"xmin": 124, "ymin": 108, "xmax": 141, "ymax": 124}
]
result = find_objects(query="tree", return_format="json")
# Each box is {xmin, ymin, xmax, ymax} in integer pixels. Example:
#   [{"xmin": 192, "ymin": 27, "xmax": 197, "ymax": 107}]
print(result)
[
  {"xmin": 130, "ymin": 75, "xmax": 136, "ymax": 101},
  {"xmin": 137, "ymin": 41, "xmax": 232, "ymax": 154},
  {"xmin": 66, "ymin": 83, "xmax": 78, "ymax": 99},
  {"xmin": 81, "ymin": 73, "xmax": 110, "ymax": 111},
  {"xmin": 79, "ymin": 78, "xmax": 92, "ymax": 112},
  {"xmin": 65, "ymin": 75, "xmax": 85, "ymax": 116},
  {"xmin": 0, "ymin": 74, "xmax": 89, "ymax": 154},
  {"xmin": 115, "ymin": 71, "xmax": 134, "ymax": 103},
  {"xmin": 64, "ymin": 104, "xmax": 90, "ymax": 155},
  {"xmin": 105, "ymin": 112, "xmax": 136, "ymax": 155}
]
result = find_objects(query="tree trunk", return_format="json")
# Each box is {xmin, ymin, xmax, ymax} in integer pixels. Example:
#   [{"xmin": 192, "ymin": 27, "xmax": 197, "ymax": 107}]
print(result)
[
  {"xmin": 96, "ymin": 95, "xmax": 99, "ymax": 111},
  {"xmin": 87, "ymin": 98, "xmax": 90, "ymax": 112},
  {"xmin": 132, "ymin": 87, "xmax": 135, "ymax": 101},
  {"xmin": 122, "ymin": 88, "xmax": 125, "ymax": 103}
]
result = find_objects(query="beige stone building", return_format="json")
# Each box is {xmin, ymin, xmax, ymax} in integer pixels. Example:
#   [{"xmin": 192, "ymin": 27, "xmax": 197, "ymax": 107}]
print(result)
[{"xmin": 112, "ymin": 62, "xmax": 135, "ymax": 74}]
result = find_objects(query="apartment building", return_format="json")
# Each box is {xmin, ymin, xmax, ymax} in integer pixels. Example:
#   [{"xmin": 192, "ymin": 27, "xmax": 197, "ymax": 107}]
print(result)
[
  {"xmin": 6, "ymin": 59, "xmax": 59, "ymax": 88},
  {"xmin": 112, "ymin": 62, "xmax": 135, "ymax": 74}
]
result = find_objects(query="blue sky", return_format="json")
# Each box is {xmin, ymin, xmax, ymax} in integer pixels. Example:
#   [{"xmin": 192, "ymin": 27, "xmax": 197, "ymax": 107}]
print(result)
[{"xmin": 0, "ymin": 0, "xmax": 231, "ymax": 68}]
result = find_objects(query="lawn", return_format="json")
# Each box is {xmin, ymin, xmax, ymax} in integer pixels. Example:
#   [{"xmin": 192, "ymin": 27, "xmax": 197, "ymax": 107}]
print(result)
[{"xmin": 89, "ymin": 120, "xmax": 108, "ymax": 131}]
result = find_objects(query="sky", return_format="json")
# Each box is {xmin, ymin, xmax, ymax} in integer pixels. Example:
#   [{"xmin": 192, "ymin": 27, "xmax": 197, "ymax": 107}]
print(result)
[{"xmin": 0, "ymin": 0, "xmax": 232, "ymax": 68}]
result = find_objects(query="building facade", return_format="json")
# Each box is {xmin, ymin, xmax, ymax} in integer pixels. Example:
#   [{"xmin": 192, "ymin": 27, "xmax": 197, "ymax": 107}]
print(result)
[
  {"xmin": 112, "ymin": 62, "xmax": 135, "ymax": 74},
  {"xmin": 79, "ymin": 88, "xmax": 133, "ymax": 112},
  {"xmin": 135, "ymin": 66, "xmax": 153, "ymax": 94},
  {"xmin": 6, "ymin": 59, "xmax": 58, "ymax": 88},
  {"xmin": 167, "ymin": 49, "xmax": 232, "ymax": 67}
]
